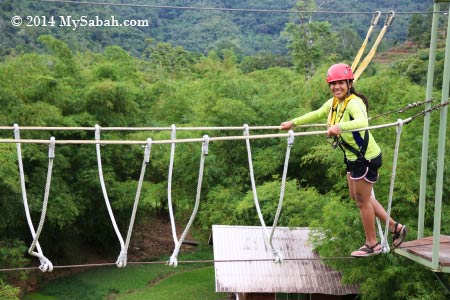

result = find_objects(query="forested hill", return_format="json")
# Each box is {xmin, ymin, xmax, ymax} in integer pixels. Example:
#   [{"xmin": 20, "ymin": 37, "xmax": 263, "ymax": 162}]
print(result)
[{"xmin": 0, "ymin": 0, "xmax": 434, "ymax": 57}]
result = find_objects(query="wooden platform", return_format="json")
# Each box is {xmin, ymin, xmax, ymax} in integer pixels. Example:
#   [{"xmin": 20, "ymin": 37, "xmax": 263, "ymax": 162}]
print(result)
[{"xmin": 395, "ymin": 235, "xmax": 450, "ymax": 271}]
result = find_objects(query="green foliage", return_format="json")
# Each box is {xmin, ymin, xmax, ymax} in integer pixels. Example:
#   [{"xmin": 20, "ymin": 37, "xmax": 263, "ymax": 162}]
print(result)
[
  {"xmin": 0, "ymin": 280, "xmax": 20, "ymax": 300},
  {"xmin": 285, "ymin": 20, "xmax": 337, "ymax": 77},
  {"xmin": 0, "ymin": 0, "xmax": 433, "ymax": 58},
  {"xmin": 0, "ymin": 29, "xmax": 448, "ymax": 300}
]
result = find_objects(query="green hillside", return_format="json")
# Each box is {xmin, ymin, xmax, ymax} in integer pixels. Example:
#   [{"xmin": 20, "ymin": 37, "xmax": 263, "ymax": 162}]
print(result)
[{"xmin": 0, "ymin": 0, "xmax": 434, "ymax": 56}]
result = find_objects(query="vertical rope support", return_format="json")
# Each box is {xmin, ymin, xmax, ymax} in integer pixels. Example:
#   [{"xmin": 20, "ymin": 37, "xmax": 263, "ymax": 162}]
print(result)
[
  {"xmin": 372, "ymin": 189, "xmax": 390, "ymax": 253},
  {"xmin": 268, "ymin": 130, "xmax": 295, "ymax": 262},
  {"xmin": 117, "ymin": 138, "xmax": 153, "ymax": 268},
  {"xmin": 168, "ymin": 135, "xmax": 209, "ymax": 267},
  {"xmin": 167, "ymin": 124, "xmax": 178, "ymax": 245},
  {"xmin": 243, "ymin": 124, "xmax": 282, "ymax": 262},
  {"xmin": 13, "ymin": 124, "xmax": 54, "ymax": 272},
  {"xmin": 382, "ymin": 119, "xmax": 404, "ymax": 249},
  {"xmin": 95, "ymin": 124, "xmax": 126, "ymax": 267}
]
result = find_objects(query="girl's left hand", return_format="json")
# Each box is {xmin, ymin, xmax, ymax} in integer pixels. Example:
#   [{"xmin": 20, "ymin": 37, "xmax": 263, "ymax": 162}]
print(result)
[{"xmin": 326, "ymin": 125, "xmax": 342, "ymax": 137}]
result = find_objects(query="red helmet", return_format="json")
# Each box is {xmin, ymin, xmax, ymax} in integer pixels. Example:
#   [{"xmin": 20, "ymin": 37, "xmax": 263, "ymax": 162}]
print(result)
[{"xmin": 326, "ymin": 63, "xmax": 354, "ymax": 83}]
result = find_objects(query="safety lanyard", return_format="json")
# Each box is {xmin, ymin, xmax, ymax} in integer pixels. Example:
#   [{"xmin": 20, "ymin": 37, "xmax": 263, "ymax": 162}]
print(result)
[{"xmin": 328, "ymin": 94, "xmax": 356, "ymax": 126}]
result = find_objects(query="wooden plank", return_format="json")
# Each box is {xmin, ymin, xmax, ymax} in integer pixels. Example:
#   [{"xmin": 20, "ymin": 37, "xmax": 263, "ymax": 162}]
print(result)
[{"xmin": 397, "ymin": 236, "xmax": 450, "ymax": 267}]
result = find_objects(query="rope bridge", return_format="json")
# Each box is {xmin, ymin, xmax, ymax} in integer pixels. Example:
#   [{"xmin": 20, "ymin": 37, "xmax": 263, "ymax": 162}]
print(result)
[{"xmin": 0, "ymin": 101, "xmax": 447, "ymax": 273}]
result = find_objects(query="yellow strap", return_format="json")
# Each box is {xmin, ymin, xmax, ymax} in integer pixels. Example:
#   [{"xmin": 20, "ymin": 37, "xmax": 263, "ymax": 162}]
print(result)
[
  {"xmin": 354, "ymin": 11, "xmax": 395, "ymax": 82},
  {"xmin": 351, "ymin": 11, "xmax": 381, "ymax": 72},
  {"xmin": 327, "ymin": 94, "xmax": 356, "ymax": 126}
]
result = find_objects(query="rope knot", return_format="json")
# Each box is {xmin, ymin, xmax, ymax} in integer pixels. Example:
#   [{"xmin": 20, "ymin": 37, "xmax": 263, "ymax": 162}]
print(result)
[
  {"xmin": 287, "ymin": 130, "xmax": 295, "ymax": 146},
  {"xmin": 48, "ymin": 137, "xmax": 56, "ymax": 159},
  {"xmin": 38, "ymin": 256, "xmax": 53, "ymax": 272},
  {"xmin": 243, "ymin": 124, "xmax": 250, "ymax": 136},
  {"xmin": 168, "ymin": 255, "xmax": 178, "ymax": 268},
  {"xmin": 144, "ymin": 138, "xmax": 152, "ymax": 164},
  {"xmin": 272, "ymin": 249, "xmax": 283, "ymax": 263},
  {"xmin": 94, "ymin": 124, "xmax": 101, "ymax": 141},
  {"xmin": 116, "ymin": 250, "xmax": 128, "ymax": 268},
  {"xmin": 202, "ymin": 135, "xmax": 209, "ymax": 155}
]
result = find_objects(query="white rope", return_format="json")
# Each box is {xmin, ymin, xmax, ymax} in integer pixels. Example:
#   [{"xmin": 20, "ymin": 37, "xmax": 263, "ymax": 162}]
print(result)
[
  {"xmin": 243, "ymin": 124, "xmax": 282, "ymax": 262},
  {"xmin": 269, "ymin": 130, "xmax": 294, "ymax": 246},
  {"xmin": 372, "ymin": 189, "xmax": 390, "ymax": 253},
  {"xmin": 0, "ymin": 119, "xmax": 409, "ymax": 145},
  {"xmin": 168, "ymin": 135, "xmax": 209, "ymax": 267},
  {"xmin": 118, "ymin": 138, "xmax": 153, "ymax": 267},
  {"xmin": 13, "ymin": 124, "xmax": 54, "ymax": 272},
  {"xmin": 167, "ymin": 125, "xmax": 178, "ymax": 245},
  {"xmin": 381, "ymin": 119, "xmax": 404, "ymax": 251},
  {"xmin": 95, "ymin": 125, "xmax": 126, "ymax": 267},
  {"xmin": 0, "ymin": 125, "xmax": 286, "ymax": 131}
]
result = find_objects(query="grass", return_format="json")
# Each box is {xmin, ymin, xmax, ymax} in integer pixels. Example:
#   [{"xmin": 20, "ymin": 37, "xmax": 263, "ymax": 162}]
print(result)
[
  {"xmin": 25, "ymin": 247, "xmax": 226, "ymax": 300},
  {"xmin": 115, "ymin": 267, "xmax": 224, "ymax": 300}
]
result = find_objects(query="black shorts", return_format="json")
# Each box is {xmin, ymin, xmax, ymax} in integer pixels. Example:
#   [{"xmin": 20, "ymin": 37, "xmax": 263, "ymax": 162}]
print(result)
[{"xmin": 345, "ymin": 154, "xmax": 382, "ymax": 183}]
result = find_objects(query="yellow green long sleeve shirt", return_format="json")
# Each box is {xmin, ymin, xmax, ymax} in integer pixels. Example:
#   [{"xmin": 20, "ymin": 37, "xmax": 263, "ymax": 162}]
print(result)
[{"xmin": 291, "ymin": 96, "xmax": 381, "ymax": 161}]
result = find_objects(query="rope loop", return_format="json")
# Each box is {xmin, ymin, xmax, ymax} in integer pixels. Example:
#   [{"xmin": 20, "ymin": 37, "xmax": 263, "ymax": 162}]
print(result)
[
  {"xmin": 13, "ymin": 123, "xmax": 20, "ymax": 139},
  {"xmin": 116, "ymin": 250, "xmax": 128, "ymax": 268},
  {"xmin": 168, "ymin": 254, "xmax": 178, "ymax": 267},
  {"xmin": 371, "ymin": 11, "xmax": 381, "ymax": 26},
  {"xmin": 95, "ymin": 124, "xmax": 101, "ymax": 141},
  {"xmin": 397, "ymin": 118, "xmax": 404, "ymax": 131},
  {"xmin": 144, "ymin": 138, "xmax": 152, "ymax": 164},
  {"xmin": 202, "ymin": 135, "xmax": 209, "ymax": 155},
  {"xmin": 287, "ymin": 130, "xmax": 295, "ymax": 146},
  {"xmin": 48, "ymin": 137, "xmax": 56, "ymax": 159},
  {"xmin": 243, "ymin": 124, "xmax": 250, "ymax": 136},
  {"xmin": 272, "ymin": 249, "xmax": 283, "ymax": 263},
  {"xmin": 171, "ymin": 124, "xmax": 176, "ymax": 139},
  {"xmin": 38, "ymin": 256, "xmax": 54, "ymax": 272},
  {"xmin": 385, "ymin": 11, "xmax": 395, "ymax": 27}
]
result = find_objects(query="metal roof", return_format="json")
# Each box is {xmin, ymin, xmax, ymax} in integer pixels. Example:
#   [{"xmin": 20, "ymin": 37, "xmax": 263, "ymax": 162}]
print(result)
[{"xmin": 212, "ymin": 225, "xmax": 358, "ymax": 295}]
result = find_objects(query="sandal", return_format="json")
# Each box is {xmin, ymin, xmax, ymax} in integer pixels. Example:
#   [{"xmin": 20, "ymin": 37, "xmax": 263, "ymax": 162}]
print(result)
[
  {"xmin": 351, "ymin": 242, "xmax": 382, "ymax": 258},
  {"xmin": 392, "ymin": 222, "xmax": 407, "ymax": 248}
]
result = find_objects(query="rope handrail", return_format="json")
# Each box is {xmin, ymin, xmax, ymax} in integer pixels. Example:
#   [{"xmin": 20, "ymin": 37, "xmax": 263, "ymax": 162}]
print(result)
[
  {"xmin": 0, "ymin": 125, "xmax": 322, "ymax": 131},
  {"xmin": 0, "ymin": 120, "xmax": 413, "ymax": 145},
  {"xmin": 1, "ymin": 102, "xmax": 447, "ymax": 145},
  {"xmin": 0, "ymin": 256, "xmax": 357, "ymax": 272},
  {"xmin": 0, "ymin": 99, "xmax": 442, "ymax": 133}
]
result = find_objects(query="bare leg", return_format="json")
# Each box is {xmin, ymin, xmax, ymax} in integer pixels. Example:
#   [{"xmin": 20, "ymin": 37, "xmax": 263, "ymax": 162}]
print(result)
[
  {"xmin": 348, "ymin": 174, "xmax": 403, "ymax": 234},
  {"xmin": 354, "ymin": 180, "xmax": 378, "ymax": 245},
  {"xmin": 371, "ymin": 195, "xmax": 396, "ymax": 232}
]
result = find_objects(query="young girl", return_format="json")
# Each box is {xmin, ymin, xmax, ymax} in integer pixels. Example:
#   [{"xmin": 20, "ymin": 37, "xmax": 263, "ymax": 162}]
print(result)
[{"xmin": 280, "ymin": 63, "xmax": 407, "ymax": 257}]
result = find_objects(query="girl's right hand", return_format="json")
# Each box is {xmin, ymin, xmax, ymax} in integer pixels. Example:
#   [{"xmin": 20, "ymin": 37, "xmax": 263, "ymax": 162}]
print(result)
[{"xmin": 279, "ymin": 121, "xmax": 293, "ymax": 130}]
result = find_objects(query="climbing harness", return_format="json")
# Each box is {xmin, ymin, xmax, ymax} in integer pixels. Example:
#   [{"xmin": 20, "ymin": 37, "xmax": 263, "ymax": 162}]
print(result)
[
  {"xmin": 13, "ymin": 124, "xmax": 54, "ymax": 272},
  {"xmin": 167, "ymin": 128, "xmax": 209, "ymax": 267},
  {"xmin": 351, "ymin": 11, "xmax": 381, "ymax": 72},
  {"xmin": 326, "ymin": 93, "xmax": 404, "ymax": 253},
  {"xmin": 353, "ymin": 11, "xmax": 395, "ymax": 81},
  {"xmin": 243, "ymin": 124, "xmax": 295, "ymax": 263},
  {"xmin": 95, "ymin": 125, "xmax": 152, "ymax": 267}
]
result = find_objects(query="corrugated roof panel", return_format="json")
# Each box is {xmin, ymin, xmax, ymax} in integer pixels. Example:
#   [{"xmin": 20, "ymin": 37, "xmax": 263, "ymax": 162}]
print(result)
[{"xmin": 212, "ymin": 225, "xmax": 358, "ymax": 295}]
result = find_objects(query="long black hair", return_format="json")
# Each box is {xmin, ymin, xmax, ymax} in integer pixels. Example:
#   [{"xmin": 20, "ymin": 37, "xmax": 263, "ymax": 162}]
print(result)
[{"xmin": 349, "ymin": 84, "xmax": 369, "ymax": 112}]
